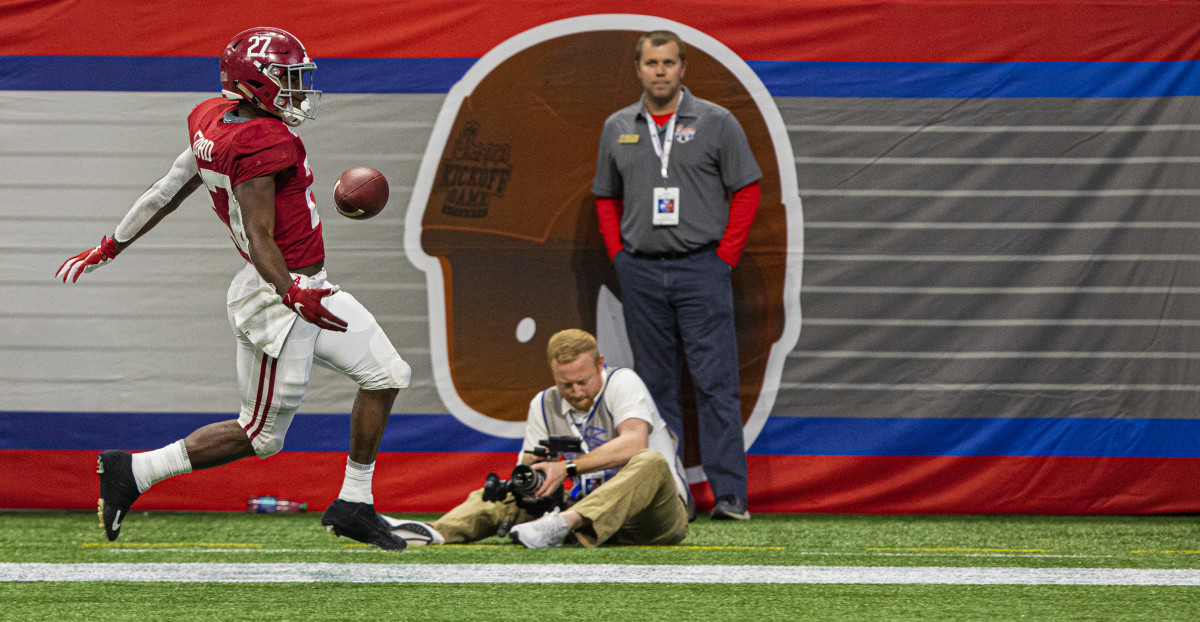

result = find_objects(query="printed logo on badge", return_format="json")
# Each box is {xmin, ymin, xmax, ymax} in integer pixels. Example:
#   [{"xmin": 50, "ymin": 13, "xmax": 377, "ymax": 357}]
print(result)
[
  {"xmin": 675, "ymin": 126, "xmax": 695, "ymax": 143},
  {"xmin": 618, "ymin": 134, "xmax": 640, "ymax": 143},
  {"xmin": 653, "ymin": 186, "xmax": 680, "ymax": 226}
]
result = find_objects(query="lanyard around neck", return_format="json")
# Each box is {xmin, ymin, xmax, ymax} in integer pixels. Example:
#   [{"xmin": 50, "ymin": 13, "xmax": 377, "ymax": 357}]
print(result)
[{"xmin": 644, "ymin": 90, "xmax": 684, "ymax": 183}]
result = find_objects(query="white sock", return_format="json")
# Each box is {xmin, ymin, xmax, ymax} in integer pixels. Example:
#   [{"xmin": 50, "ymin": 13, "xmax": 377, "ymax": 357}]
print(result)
[
  {"xmin": 130, "ymin": 440, "xmax": 192, "ymax": 493},
  {"xmin": 337, "ymin": 458, "xmax": 375, "ymax": 504}
]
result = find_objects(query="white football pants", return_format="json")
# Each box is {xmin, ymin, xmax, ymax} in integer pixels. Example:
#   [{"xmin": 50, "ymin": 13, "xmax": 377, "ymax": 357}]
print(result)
[{"xmin": 226, "ymin": 263, "xmax": 411, "ymax": 457}]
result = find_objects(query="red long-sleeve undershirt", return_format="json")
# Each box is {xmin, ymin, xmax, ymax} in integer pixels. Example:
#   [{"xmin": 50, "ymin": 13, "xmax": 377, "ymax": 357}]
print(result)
[{"xmin": 595, "ymin": 179, "xmax": 761, "ymax": 267}]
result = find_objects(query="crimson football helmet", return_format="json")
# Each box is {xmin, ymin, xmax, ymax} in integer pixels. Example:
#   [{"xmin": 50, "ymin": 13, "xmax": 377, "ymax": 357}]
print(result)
[{"xmin": 220, "ymin": 27, "xmax": 321, "ymax": 127}]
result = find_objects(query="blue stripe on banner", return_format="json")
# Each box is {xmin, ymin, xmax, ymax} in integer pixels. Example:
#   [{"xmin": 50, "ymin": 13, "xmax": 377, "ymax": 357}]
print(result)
[
  {"xmin": 0, "ymin": 412, "xmax": 522, "ymax": 454},
  {"xmin": 0, "ymin": 56, "xmax": 475, "ymax": 94},
  {"xmin": 744, "ymin": 59, "xmax": 1200, "ymax": 98},
  {"xmin": 748, "ymin": 417, "xmax": 1200, "ymax": 459},
  {"xmin": 0, "ymin": 56, "xmax": 219, "ymax": 92},
  {"xmin": 4, "ymin": 56, "xmax": 1200, "ymax": 98},
  {"xmin": 319, "ymin": 57, "xmax": 476, "ymax": 94},
  {"xmin": 4, "ymin": 411, "xmax": 1199, "ymax": 458}
]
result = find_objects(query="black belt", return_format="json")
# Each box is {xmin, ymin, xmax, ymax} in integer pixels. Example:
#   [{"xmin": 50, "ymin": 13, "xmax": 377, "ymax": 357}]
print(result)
[{"xmin": 630, "ymin": 241, "xmax": 718, "ymax": 261}]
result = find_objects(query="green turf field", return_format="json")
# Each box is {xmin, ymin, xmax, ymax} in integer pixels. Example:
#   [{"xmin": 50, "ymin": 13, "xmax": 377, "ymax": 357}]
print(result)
[{"xmin": 1, "ymin": 511, "xmax": 1197, "ymax": 620}]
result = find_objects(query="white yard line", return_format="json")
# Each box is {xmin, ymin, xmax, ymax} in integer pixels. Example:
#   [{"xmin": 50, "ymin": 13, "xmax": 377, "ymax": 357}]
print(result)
[{"xmin": 2, "ymin": 563, "xmax": 1198, "ymax": 585}]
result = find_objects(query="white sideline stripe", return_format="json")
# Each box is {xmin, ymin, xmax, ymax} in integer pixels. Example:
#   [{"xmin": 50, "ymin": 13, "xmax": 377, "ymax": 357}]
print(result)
[{"xmin": 1, "ymin": 563, "xmax": 1197, "ymax": 585}]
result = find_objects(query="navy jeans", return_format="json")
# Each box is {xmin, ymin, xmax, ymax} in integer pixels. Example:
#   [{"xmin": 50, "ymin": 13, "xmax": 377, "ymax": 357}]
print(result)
[{"xmin": 613, "ymin": 248, "xmax": 748, "ymax": 500}]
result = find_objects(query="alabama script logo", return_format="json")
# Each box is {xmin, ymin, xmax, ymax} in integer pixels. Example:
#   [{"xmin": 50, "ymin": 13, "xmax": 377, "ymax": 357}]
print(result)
[{"xmin": 404, "ymin": 15, "xmax": 803, "ymax": 462}]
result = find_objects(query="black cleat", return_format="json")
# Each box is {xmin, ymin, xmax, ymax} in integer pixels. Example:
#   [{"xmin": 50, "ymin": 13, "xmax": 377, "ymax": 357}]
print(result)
[
  {"xmin": 321, "ymin": 499, "xmax": 407, "ymax": 551},
  {"xmin": 96, "ymin": 450, "xmax": 141, "ymax": 541},
  {"xmin": 710, "ymin": 495, "xmax": 750, "ymax": 521}
]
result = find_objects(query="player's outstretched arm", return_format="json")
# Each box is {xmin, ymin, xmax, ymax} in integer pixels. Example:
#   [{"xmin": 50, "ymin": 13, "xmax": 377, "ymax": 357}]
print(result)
[
  {"xmin": 235, "ymin": 174, "xmax": 348, "ymax": 332},
  {"xmin": 55, "ymin": 235, "xmax": 122, "ymax": 283},
  {"xmin": 55, "ymin": 149, "xmax": 202, "ymax": 283}
]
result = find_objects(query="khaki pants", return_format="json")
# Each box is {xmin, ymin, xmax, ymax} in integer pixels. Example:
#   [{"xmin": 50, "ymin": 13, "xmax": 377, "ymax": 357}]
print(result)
[{"xmin": 432, "ymin": 449, "xmax": 688, "ymax": 548}]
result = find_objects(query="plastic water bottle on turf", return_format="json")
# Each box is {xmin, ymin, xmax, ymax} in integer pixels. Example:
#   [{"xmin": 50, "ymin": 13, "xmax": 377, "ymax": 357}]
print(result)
[{"xmin": 247, "ymin": 496, "xmax": 307, "ymax": 513}]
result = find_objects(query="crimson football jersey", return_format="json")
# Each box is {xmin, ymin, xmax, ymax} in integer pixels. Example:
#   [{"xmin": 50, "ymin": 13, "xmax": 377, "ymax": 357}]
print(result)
[{"xmin": 187, "ymin": 97, "xmax": 325, "ymax": 269}]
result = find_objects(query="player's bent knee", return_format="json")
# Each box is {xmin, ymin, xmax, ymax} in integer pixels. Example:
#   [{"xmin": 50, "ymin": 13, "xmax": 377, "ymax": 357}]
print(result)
[
  {"xmin": 386, "ymin": 356, "xmax": 412, "ymax": 388},
  {"xmin": 360, "ymin": 335, "xmax": 412, "ymax": 390},
  {"xmin": 252, "ymin": 436, "xmax": 285, "ymax": 458}
]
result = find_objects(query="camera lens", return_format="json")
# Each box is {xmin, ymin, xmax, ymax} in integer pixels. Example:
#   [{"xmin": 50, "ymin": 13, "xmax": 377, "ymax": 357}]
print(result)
[{"xmin": 510, "ymin": 464, "xmax": 545, "ymax": 496}]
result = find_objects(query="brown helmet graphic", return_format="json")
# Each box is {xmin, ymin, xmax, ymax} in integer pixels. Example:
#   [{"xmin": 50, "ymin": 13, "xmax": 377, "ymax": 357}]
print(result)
[{"xmin": 405, "ymin": 16, "xmax": 802, "ymax": 468}]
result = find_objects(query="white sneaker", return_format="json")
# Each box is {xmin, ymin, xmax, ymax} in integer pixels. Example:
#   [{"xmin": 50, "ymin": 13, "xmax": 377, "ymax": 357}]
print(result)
[
  {"xmin": 379, "ymin": 515, "xmax": 445, "ymax": 546},
  {"xmin": 508, "ymin": 507, "xmax": 569, "ymax": 549}
]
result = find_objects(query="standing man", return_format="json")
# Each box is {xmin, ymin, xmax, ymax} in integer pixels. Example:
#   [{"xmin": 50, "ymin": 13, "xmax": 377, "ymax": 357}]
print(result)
[
  {"xmin": 55, "ymin": 27, "xmax": 412, "ymax": 550},
  {"xmin": 592, "ymin": 30, "xmax": 761, "ymax": 520},
  {"xmin": 386, "ymin": 329, "xmax": 689, "ymax": 548}
]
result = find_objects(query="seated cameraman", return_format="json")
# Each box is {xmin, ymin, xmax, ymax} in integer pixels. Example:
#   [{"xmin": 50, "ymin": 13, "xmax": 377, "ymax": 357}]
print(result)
[{"xmin": 384, "ymin": 328, "xmax": 690, "ymax": 548}]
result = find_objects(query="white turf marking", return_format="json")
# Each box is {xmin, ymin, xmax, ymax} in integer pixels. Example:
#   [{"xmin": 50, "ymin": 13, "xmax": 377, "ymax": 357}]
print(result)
[{"xmin": 2, "ymin": 563, "xmax": 1198, "ymax": 585}]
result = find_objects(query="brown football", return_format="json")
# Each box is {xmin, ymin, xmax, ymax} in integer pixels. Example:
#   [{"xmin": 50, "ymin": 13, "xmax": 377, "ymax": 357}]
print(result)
[{"xmin": 334, "ymin": 167, "xmax": 389, "ymax": 219}]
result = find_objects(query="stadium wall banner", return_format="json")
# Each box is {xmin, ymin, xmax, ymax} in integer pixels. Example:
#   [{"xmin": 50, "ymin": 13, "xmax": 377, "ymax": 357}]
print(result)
[{"xmin": 2, "ymin": 1, "xmax": 1200, "ymax": 514}]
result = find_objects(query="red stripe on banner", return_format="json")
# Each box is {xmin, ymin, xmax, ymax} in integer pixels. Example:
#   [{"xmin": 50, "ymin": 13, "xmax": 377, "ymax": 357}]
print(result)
[
  {"xmin": 746, "ymin": 455, "xmax": 1200, "ymax": 514},
  {"xmin": 3, "ymin": 450, "xmax": 1199, "ymax": 514},
  {"xmin": 1, "ymin": 1, "xmax": 1198, "ymax": 62},
  {"xmin": 0, "ymin": 449, "xmax": 516, "ymax": 513}
]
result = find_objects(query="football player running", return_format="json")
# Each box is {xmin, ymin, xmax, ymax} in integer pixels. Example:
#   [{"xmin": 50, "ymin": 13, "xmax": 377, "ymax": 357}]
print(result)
[{"xmin": 56, "ymin": 27, "xmax": 412, "ymax": 550}]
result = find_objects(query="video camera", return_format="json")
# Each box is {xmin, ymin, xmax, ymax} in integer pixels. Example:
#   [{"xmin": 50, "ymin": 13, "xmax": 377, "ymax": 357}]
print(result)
[
  {"xmin": 482, "ymin": 436, "xmax": 583, "ymax": 535},
  {"xmin": 523, "ymin": 435, "xmax": 583, "ymax": 461}
]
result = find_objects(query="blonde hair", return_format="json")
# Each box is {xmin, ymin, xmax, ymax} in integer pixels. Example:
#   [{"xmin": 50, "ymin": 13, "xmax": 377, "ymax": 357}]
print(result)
[
  {"xmin": 635, "ymin": 30, "xmax": 686, "ymax": 63},
  {"xmin": 547, "ymin": 329, "xmax": 600, "ymax": 367}
]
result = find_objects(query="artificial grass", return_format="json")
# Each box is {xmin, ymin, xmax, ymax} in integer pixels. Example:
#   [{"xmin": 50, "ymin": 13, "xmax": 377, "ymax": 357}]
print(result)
[
  {"xmin": 1, "ymin": 511, "xmax": 1197, "ymax": 569},
  {"xmin": 2, "ymin": 582, "xmax": 1198, "ymax": 621},
  {"xmin": 1, "ymin": 511, "xmax": 1197, "ymax": 621}
]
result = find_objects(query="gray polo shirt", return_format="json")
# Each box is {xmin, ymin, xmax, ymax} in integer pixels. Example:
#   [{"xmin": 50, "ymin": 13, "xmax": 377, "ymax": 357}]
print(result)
[{"xmin": 592, "ymin": 86, "xmax": 761, "ymax": 254}]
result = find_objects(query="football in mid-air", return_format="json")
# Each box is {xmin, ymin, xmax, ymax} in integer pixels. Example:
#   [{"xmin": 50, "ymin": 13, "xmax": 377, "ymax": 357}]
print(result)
[{"xmin": 333, "ymin": 167, "xmax": 389, "ymax": 219}]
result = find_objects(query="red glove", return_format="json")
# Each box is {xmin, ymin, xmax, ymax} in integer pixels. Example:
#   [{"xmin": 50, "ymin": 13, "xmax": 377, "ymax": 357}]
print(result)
[
  {"xmin": 56, "ymin": 236, "xmax": 120, "ymax": 283},
  {"xmin": 282, "ymin": 284, "xmax": 348, "ymax": 332}
]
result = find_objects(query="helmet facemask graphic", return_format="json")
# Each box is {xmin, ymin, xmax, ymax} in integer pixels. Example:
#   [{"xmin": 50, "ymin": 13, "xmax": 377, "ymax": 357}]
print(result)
[
  {"xmin": 220, "ymin": 27, "xmax": 322, "ymax": 127},
  {"xmin": 265, "ymin": 61, "xmax": 320, "ymax": 126}
]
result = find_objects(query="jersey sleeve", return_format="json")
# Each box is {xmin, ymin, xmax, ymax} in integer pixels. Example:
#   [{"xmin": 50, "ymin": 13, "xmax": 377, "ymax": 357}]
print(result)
[{"xmin": 227, "ymin": 125, "xmax": 300, "ymax": 186}]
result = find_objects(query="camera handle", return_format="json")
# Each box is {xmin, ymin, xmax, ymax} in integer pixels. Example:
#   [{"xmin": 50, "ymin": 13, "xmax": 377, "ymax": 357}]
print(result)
[{"xmin": 524, "ymin": 435, "xmax": 584, "ymax": 460}]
